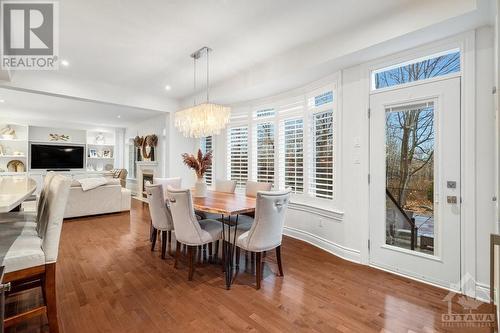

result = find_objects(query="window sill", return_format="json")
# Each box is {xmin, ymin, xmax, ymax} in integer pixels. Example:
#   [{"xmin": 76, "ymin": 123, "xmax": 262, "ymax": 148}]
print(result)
[{"xmin": 289, "ymin": 194, "xmax": 344, "ymax": 222}]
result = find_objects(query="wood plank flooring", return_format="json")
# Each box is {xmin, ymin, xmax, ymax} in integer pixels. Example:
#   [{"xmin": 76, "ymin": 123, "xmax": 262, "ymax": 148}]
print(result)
[{"xmin": 6, "ymin": 199, "xmax": 495, "ymax": 333}]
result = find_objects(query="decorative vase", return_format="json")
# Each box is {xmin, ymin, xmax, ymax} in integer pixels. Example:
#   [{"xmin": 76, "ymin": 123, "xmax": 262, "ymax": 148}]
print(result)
[{"xmin": 194, "ymin": 177, "xmax": 207, "ymax": 197}]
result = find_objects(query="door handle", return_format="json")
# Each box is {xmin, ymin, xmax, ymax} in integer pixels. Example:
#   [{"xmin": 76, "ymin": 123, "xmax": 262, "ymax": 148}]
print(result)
[{"xmin": 447, "ymin": 196, "xmax": 457, "ymax": 204}]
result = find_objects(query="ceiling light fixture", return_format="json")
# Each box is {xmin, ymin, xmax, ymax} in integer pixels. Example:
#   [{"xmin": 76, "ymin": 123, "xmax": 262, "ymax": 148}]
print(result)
[
  {"xmin": 117, "ymin": 115, "xmax": 121, "ymax": 119},
  {"xmin": 60, "ymin": 59, "xmax": 69, "ymax": 67},
  {"xmin": 165, "ymin": 85, "xmax": 171, "ymax": 91},
  {"xmin": 0, "ymin": 99, "xmax": 4, "ymax": 103},
  {"xmin": 174, "ymin": 47, "xmax": 230, "ymax": 138}
]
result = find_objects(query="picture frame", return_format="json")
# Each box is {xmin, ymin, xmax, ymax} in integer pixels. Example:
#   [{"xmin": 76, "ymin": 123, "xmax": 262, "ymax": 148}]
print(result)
[
  {"xmin": 103, "ymin": 149, "xmax": 112, "ymax": 158},
  {"xmin": 89, "ymin": 148, "xmax": 97, "ymax": 158}
]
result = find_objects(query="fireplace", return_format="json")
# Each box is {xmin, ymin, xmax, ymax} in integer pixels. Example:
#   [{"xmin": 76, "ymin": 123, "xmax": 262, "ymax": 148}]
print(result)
[
  {"xmin": 135, "ymin": 161, "xmax": 159, "ymax": 199},
  {"xmin": 142, "ymin": 172, "xmax": 154, "ymax": 198}
]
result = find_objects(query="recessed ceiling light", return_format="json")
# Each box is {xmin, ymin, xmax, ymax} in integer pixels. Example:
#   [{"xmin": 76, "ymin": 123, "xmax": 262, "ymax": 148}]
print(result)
[
  {"xmin": 165, "ymin": 85, "xmax": 171, "ymax": 91},
  {"xmin": 117, "ymin": 115, "xmax": 121, "ymax": 119},
  {"xmin": 60, "ymin": 59, "xmax": 69, "ymax": 67},
  {"xmin": 0, "ymin": 99, "xmax": 4, "ymax": 103}
]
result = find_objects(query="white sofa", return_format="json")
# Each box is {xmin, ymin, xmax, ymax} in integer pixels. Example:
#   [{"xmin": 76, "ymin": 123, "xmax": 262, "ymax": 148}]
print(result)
[{"xmin": 64, "ymin": 178, "xmax": 131, "ymax": 218}]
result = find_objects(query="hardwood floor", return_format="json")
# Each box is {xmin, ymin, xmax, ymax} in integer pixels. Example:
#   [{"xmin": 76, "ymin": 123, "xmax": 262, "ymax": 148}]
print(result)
[{"xmin": 6, "ymin": 199, "xmax": 495, "ymax": 333}]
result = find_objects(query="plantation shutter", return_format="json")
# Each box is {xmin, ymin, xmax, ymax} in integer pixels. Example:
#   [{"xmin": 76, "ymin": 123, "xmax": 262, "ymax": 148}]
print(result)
[
  {"xmin": 255, "ymin": 122, "xmax": 275, "ymax": 184},
  {"xmin": 280, "ymin": 118, "xmax": 304, "ymax": 193},
  {"xmin": 310, "ymin": 110, "xmax": 334, "ymax": 199},
  {"xmin": 227, "ymin": 126, "xmax": 248, "ymax": 188},
  {"xmin": 200, "ymin": 136, "xmax": 213, "ymax": 185}
]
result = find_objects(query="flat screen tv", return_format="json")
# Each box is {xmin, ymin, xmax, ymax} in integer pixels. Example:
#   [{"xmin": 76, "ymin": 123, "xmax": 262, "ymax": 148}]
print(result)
[{"xmin": 30, "ymin": 144, "xmax": 85, "ymax": 170}]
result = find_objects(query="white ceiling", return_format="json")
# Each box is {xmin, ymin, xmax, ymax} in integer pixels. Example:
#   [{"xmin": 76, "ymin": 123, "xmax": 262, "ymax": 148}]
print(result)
[
  {"xmin": 0, "ymin": 88, "xmax": 161, "ymax": 127},
  {"xmin": 0, "ymin": 0, "xmax": 494, "ymax": 126}
]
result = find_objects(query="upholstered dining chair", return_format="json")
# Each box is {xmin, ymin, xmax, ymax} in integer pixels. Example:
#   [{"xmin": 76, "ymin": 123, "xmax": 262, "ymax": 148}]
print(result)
[
  {"xmin": 153, "ymin": 177, "xmax": 182, "ymax": 199},
  {"xmin": 235, "ymin": 188, "xmax": 291, "ymax": 289},
  {"xmin": 0, "ymin": 172, "xmax": 56, "ymax": 224},
  {"xmin": 145, "ymin": 184, "xmax": 174, "ymax": 259},
  {"xmin": 245, "ymin": 181, "xmax": 272, "ymax": 198},
  {"xmin": 167, "ymin": 187, "xmax": 222, "ymax": 281},
  {"xmin": 0, "ymin": 173, "xmax": 72, "ymax": 332}
]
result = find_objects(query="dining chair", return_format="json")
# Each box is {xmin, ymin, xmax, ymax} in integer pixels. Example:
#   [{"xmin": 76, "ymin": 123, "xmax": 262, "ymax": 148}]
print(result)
[
  {"xmin": 214, "ymin": 179, "xmax": 237, "ymax": 193},
  {"xmin": 153, "ymin": 177, "xmax": 182, "ymax": 199},
  {"xmin": 245, "ymin": 181, "xmax": 272, "ymax": 198},
  {"xmin": 0, "ymin": 172, "xmax": 56, "ymax": 224},
  {"xmin": 235, "ymin": 188, "xmax": 291, "ymax": 289},
  {"xmin": 167, "ymin": 187, "xmax": 222, "ymax": 281},
  {"xmin": 0, "ymin": 174, "xmax": 72, "ymax": 332},
  {"xmin": 145, "ymin": 184, "xmax": 174, "ymax": 259}
]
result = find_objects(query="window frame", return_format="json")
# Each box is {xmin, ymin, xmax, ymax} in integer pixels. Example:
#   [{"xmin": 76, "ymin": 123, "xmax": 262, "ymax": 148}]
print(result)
[{"xmin": 200, "ymin": 136, "xmax": 214, "ymax": 186}]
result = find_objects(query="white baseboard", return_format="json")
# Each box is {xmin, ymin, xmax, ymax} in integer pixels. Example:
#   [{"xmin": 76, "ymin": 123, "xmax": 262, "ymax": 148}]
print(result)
[
  {"xmin": 283, "ymin": 226, "xmax": 361, "ymax": 263},
  {"xmin": 475, "ymin": 282, "xmax": 490, "ymax": 303}
]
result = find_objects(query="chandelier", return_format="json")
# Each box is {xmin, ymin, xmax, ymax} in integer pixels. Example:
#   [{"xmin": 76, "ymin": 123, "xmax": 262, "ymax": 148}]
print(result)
[{"xmin": 174, "ymin": 47, "xmax": 231, "ymax": 138}]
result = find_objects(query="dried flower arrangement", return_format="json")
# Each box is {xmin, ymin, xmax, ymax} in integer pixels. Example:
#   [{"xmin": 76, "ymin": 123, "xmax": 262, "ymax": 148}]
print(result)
[{"xmin": 181, "ymin": 148, "xmax": 212, "ymax": 179}]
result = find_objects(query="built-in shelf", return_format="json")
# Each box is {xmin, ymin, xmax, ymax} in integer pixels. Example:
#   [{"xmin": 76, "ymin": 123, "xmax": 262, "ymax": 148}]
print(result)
[
  {"xmin": 88, "ymin": 157, "xmax": 114, "ymax": 160},
  {"xmin": 87, "ymin": 143, "xmax": 115, "ymax": 147},
  {"xmin": 0, "ymin": 155, "xmax": 26, "ymax": 158},
  {"xmin": 0, "ymin": 172, "xmax": 27, "ymax": 176}
]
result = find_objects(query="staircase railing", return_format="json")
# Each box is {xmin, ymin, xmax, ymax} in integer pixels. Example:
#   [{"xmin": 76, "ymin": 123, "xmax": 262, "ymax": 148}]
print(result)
[{"xmin": 386, "ymin": 189, "xmax": 417, "ymax": 250}]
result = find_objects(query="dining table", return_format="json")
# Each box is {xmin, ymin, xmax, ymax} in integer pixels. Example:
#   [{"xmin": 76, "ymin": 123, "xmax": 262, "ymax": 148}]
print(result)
[
  {"xmin": 0, "ymin": 176, "xmax": 37, "ymax": 213},
  {"xmin": 192, "ymin": 190, "xmax": 256, "ymax": 290}
]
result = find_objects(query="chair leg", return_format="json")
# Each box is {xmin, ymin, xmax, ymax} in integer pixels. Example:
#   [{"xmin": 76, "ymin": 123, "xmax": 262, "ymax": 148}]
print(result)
[
  {"xmin": 276, "ymin": 245, "xmax": 284, "ymax": 277},
  {"xmin": 44, "ymin": 263, "xmax": 60, "ymax": 333},
  {"xmin": 214, "ymin": 240, "xmax": 219, "ymax": 264},
  {"xmin": 208, "ymin": 243, "xmax": 213, "ymax": 263},
  {"xmin": 161, "ymin": 231, "xmax": 167, "ymax": 259},
  {"xmin": 188, "ymin": 246, "xmax": 195, "ymax": 281},
  {"xmin": 149, "ymin": 220, "xmax": 153, "ymax": 241},
  {"xmin": 203, "ymin": 244, "xmax": 207, "ymax": 263},
  {"xmin": 256, "ymin": 252, "xmax": 262, "ymax": 290},
  {"xmin": 174, "ymin": 242, "xmax": 181, "ymax": 269},
  {"xmin": 151, "ymin": 227, "xmax": 157, "ymax": 251},
  {"xmin": 168, "ymin": 231, "xmax": 172, "ymax": 255}
]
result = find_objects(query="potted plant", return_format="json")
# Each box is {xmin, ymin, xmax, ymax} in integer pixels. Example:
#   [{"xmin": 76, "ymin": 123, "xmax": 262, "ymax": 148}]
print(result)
[{"xmin": 182, "ymin": 149, "xmax": 212, "ymax": 197}]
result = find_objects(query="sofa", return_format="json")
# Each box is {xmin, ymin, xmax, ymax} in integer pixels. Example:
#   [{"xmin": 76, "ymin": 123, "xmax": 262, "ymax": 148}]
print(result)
[
  {"xmin": 104, "ymin": 169, "xmax": 128, "ymax": 188},
  {"xmin": 64, "ymin": 178, "xmax": 131, "ymax": 218}
]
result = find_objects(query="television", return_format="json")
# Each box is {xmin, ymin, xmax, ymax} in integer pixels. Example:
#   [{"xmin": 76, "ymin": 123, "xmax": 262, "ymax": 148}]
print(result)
[{"xmin": 30, "ymin": 143, "xmax": 85, "ymax": 170}]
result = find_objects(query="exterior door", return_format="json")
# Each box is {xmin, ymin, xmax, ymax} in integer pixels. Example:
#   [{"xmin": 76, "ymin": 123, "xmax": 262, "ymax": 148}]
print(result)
[{"xmin": 369, "ymin": 77, "xmax": 461, "ymax": 288}]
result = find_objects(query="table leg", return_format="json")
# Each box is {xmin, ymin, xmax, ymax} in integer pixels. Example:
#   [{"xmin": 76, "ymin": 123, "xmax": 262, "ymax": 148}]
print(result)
[{"xmin": 222, "ymin": 214, "xmax": 239, "ymax": 290}]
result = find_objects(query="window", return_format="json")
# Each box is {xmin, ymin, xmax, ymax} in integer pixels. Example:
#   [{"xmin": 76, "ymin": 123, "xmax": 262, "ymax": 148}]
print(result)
[
  {"xmin": 372, "ymin": 49, "xmax": 460, "ymax": 90},
  {"xmin": 310, "ymin": 110, "xmax": 334, "ymax": 199},
  {"xmin": 255, "ymin": 122, "xmax": 275, "ymax": 184},
  {"xmin": 226, "ymin": 83, "xmax": 337, "ymax": 201},
  {"xmin": 227, "ymin": 126, "xmax": 249, "ymax": 188},
  {"xmin": 200, "ymin": 136, "xmax": 213, "ymax": 186},
  {"xmin": 127, "ymin": 138, "xmax": 137, "ymax": 179},
  {"xmin": 280, "ymin": 118, "xmax": 304, "ymax": 193}
]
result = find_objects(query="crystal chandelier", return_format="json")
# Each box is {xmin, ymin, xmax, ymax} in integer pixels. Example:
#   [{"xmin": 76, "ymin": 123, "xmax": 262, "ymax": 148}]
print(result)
[{"xmin": 174, "ymin": 47, "xmax": 231, "ymax": 138}]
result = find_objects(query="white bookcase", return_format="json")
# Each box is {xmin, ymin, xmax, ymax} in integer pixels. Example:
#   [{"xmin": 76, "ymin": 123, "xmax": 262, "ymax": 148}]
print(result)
[
  {"xmin": 0, "ymin": 123, "xmax": 29, "ymax": 175},
  {"xmin": 86, "ymin": 130, "xmax": 115, "ymax": 172}
]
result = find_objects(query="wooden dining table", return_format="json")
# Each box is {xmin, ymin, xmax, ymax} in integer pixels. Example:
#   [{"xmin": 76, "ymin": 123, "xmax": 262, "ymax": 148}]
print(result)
[
  {"xmin": 0, "ymin": 176, "xmax": 37, "ymax": 213},
  {"xmin": 192, "ymin": 190, "xmax": 256, "ymax": 290}
]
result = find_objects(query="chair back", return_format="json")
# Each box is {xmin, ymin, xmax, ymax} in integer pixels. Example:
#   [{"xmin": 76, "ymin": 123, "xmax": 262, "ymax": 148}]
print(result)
[
  {"xmin": 167, "ymin": 187, "xmax": 205, "ymax": 245},
  {"xmin": 35, "ymin": 171, "xmax": 56, "ymax": 234},
  {"xmin": 241, "ymin": 189, "xmax": 291, "ymax": 252},
  {"xmin": 215, "ymin": 179, "xmax": 237, "ymax": 193},
  {"xmin": 145, "ymin": 184, "xmax": 173, "ymax": 231},
  {"xmin": 39, "ymin": 174, "xmax": 72, "ymax": 263},
  {"xmin": 154, "ymin": 177, "xmax": 182, "ymax": 198},
  {"xmin": 245, "ymin": 181, "xmax": 272, "ymax": 197}
]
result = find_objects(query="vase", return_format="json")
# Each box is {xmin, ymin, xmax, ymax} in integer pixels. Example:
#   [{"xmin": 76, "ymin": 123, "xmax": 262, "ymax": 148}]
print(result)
[{"xmin": 194, "ymin": 177, "xmax": 207, "ymax": 197}]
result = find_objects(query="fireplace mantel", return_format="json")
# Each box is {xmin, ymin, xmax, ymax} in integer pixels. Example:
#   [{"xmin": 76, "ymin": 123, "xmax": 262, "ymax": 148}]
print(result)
[{"xmin": 136, "ymin": 161, "xmax": 159, "ymax": 198}]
